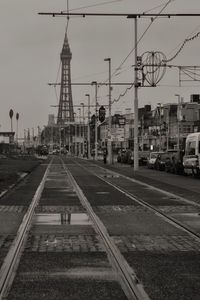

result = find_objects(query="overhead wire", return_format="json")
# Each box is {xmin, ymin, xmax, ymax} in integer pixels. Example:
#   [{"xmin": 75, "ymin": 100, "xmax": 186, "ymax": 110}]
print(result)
[
  {"xmin": 167, "ymin": 23, "xmax": 200, "ymax": 57},
  {"xmin": 53, "ymin": 0, "xmax": 69, "ymax": 107},
  {"xmin": 108, "ymin": 0, "xmax": 175, "ymax": 81},
  {"xmin": 61, "ymin": 0, "xmax": 123, "ymax": 13},
  {"xmin": 164, "ymin": 30, "xmax": 200, "ymax": 63},
  {"xmin": 108, "ymin": 0, "xmax": 175, "ymax": 105}
]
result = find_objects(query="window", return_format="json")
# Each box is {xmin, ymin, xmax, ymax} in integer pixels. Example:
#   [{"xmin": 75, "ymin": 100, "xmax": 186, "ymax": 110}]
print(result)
[
  {"xmin": 186, "ymin": 141, "xmax": 196, "ymax": 155},
  {"xmin": 183, "ymin": 125, "xmax": 191, "ymax": 133}
]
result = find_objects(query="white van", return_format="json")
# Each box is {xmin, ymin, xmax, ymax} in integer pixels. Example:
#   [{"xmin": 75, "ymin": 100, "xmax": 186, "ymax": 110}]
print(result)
[{"xmin": 183, "ymin": 132, "xmax": 200, "ymax": 175}]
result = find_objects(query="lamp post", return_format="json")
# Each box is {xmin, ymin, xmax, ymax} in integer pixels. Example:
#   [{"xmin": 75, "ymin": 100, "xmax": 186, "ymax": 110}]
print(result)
[
  {"xmin": 104, "ymin": 58, "xmax": 112, "ymax": 164},
  {"xmin": 9, "ymin": 109, "xmax": 14, "ymax": 133},
  {"xmin": 16, "ymin": 112, "xmax": 19, "ymax": 145},
  {"xmin": 81, "ymin": 102, "xmax": 85, "ymax": 156},
  {"xmin": 157, "ymin": 103, "xmax": 162, "ymax": 151},
  {"xmin": 85, "ymin": 94, "xmax": 91, "ymax": 159},
  {"xmin": 133, "ymin": 17, "xmax": 139, "ymax": 171},
  {"xmin": 165, "ymin": 107, "xmax": 169, "ymax": 151},
  {"xmin": 175, "ymin": 94, "xmax": 181, "ymax": 151},
  {"xmin": 78, "ymin": 108, "xmax": 81, "ymax": 156},
  {"xmin": 91, "ymin": 81, "xmax": 98, "ymax": 160},
  {"xmin": 73, "ymin": 112, "xmax": 77, "ymax": 156}
]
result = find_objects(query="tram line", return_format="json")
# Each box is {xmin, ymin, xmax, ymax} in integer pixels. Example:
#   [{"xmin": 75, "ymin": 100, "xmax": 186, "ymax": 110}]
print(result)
[
  {"xmin": 2, "ymin": 155, "xmax": 200, "ymax": 299},
  {"xmin": 0, "ymin": 157, "xmax": 150, "ymax": 300},
  {"xmin": 0, "ymin": 161, "xmax": 52, "ymax": 300},
  {"xmin": 71, "ymin": 158, "xmax": 200, "ymax": 247},
  {"xmin": 61, "ymin": 157, "xmax": 150, "ymax": 300}
]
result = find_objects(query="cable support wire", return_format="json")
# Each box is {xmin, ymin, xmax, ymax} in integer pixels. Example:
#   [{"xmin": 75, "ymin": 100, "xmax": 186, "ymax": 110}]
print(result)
[
  {"xmin": 181, "ymin": 68, "xmax": 200, "ymax": 81},
  {"xmin": 65, "ymin": 0, "xmax": 70, "ymax": 33},
  {"xmin": 61, "ymin": 0, "xmax": 123, "ymax": 13},
  {"xmin": 111, "ymin": 82, "xmax": 134, "ymax": 104},
  {"xmin": 164, "ymin": 31, "xmax": 200, "ymax": 63},
  {"xmin": 167, "ymin": 23, "xmax": 200, "ymax": 56},
  {"xmin": 104, "ymin": 0, "xmax": 175, "ymax": 83},
  {"xmin": 142, "ymin": 0, "xmax": 175, "ymax": 14}
]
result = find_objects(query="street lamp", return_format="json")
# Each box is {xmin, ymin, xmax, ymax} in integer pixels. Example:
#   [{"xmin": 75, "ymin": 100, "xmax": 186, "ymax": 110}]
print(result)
[
  {"xmin": 157, "ymin": 103, "xmax": 162, "ymax": 151},
  {"xmin": 9, "ymin": 109, "xmax": 14, "ymax": 133},
  {"xmin": 104, "ymin": 57, "xmax": 112, "ymax": 164},
  {"xmin": 78, "ymin": 108, "xmax": 81, "ymax": 156},
  {"xmin": 91, "ymin": 81, "xmax": 98, "ymax": 161},
  {"xmin": 16, "ymin": 112, "xmax": 19, "ymax": 145},
  {"xmin": 85, "ymin": 94, "xmax": 91, "ymax": 159},
  {"xmin": 73, "ymin": 112, "xmax": 77, "ymax": 156},
  {"xmin": 175, "ymin": 94, "xmax": 181, "ymax": 151},
  {"xmin": 164, "ymin": 107, "xmax": 170, "ymax": 151},
  {"xmin": 81, "ymin": 102, "xmax": 85, "ymax": 156}
]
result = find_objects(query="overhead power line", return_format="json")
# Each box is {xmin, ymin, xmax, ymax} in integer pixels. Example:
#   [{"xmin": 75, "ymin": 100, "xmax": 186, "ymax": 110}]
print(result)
[
  {"xmin": 164, "ymin": 31, "xmax": 200, "ymax": 63},
  {"xmin": 109, "ymin": 0, "xmax": 175, "ymax": 81},
  {"xmin": 62, "ymin": 0, "xmax": 123, "ymax": 12},
  {"xmin": 111, "ymin": 83, "xmax": 134, "ymax": 104},
  {"xmin": 102, "ymin": 0, "xmax": 175, "ymax": 105}
]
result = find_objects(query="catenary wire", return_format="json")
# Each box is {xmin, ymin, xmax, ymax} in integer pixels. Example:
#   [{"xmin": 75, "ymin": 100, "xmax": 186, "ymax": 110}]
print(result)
[
  {"xmin": 61, "ymin": 0, "xmax": 123, "ymax": 13},
  {"xmin": 106, "ymin": 0, "xmax": 175, "ymax": 105},
  {"xmin": 107, "ymin": 0, "xmax": 175, "ymax": 82},
  {"xmin": 164, "ymin": 30, "xmax": 200, "ymax": 63}
]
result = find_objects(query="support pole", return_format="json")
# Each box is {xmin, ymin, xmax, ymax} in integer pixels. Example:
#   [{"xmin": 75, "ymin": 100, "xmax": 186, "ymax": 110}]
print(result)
[
  {"xmin": 175, "ymin": 94, "xmax": 181, "ymax": 151},
  {"xmin": 134, "ymin": 17, "xmax": 139, "ymax": 171},
  {"xmin": 86, "ymin": 94, "xmax": 91, "ymax": 159},
  {"xmin": 92, "ymin": 81, "xmax": 98, "ymax": 161},
  {"xmin": 104, "ymin": 58, "xmax": 112, "ymax": 164}
]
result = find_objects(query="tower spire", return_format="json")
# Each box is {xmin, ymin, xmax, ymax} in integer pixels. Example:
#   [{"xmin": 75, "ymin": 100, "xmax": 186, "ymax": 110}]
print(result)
[{"xmin": 57, "ymin": 28, "xmax": 74, "ymax": 125}]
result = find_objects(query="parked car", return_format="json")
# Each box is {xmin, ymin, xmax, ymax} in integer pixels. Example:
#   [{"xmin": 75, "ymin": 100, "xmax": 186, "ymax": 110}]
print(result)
[
  {"xmin": 154, "ymin": 152, "xmax": 169, "ymax": 171},
  {"xmin": 147, "ymin": 152, "xmax": 164, "ymax": 169},
  {"xmin": 125, "ymin": 149, "xmax": 134, "ymax": 164},
  {"xmin": 117, "ymin": 149, "xmax": 127, "ymax": 163},
  {"xmin": 138, "ymin": 151, "xmax": 149, "ymax": 166},
  {"xmin": 165, "ymin": 150, "xmax": 184, "ymax": 174}
]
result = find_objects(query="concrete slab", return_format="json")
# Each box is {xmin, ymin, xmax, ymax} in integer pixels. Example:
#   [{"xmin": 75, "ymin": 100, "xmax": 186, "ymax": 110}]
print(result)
[
  {"xmin": 0, "ymin": 212, "xmax": 24, "ymax": 234},
  {"xmin": 171, "ymin": 212, "xmax": 200, "ymax": 232}
]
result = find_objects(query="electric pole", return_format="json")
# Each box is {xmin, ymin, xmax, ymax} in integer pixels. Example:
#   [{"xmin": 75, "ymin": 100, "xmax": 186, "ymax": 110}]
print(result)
[
  {"xmin": 85, "ymin": 94, "xmax": 91, "ymax": 159},
  {"xmin": 104, "ymin": 58, "xmax": 112, "ymax": 164},
  {"xmin": 134, "ymin": 17, "xmax": 139, "ymax": 171},
  {"xmin": 92, "ymin": 81, "xmax": 98, "ymax": 161}
]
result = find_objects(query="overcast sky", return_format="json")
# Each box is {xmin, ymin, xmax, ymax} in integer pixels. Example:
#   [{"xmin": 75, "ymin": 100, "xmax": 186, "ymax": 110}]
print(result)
[{"xmin": 1, "ymin": 0, "xmax": 200, "ymax": 137}]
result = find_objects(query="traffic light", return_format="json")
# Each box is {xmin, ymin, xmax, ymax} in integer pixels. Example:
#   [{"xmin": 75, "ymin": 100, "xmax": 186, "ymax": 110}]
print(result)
[{"xmin": 99, "ymin": 106, "xmax": 106, "ymax": 122}]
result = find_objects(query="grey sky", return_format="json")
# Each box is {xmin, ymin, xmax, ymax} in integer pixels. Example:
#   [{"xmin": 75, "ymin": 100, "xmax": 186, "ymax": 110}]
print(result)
[{"xmin": 1, "ymin": 0, "xmax": 200, "ymax": 137}]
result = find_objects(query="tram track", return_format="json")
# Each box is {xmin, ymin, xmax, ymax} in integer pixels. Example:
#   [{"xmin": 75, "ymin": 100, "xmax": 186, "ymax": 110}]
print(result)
[
  {"xmin": 2, "ymin": 156, "xmax": 200, "ymax": 299},
  {"xmin": 71, "ymin": 158, "xmax": 200, "ymax": 247},
  {"xmin": 61, "ymin": 158, "xmax": 150, "ymax": 300},
  {"xmin": 0, "ymin": 160, "xmax": 52, "ymax": 299},
  {"xmin": 1, "ymin": 157, "xmax": 150, "ymax": 300}
]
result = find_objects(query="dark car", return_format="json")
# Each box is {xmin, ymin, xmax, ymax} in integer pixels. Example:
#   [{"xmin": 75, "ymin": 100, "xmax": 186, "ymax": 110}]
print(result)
[
  {"xmin": 154, "ymin": 152, "xmax": 169, "ymax": 171},
  {"xmin": 165, "ymin": 150, "xmax": 184, "ymax": 174}
]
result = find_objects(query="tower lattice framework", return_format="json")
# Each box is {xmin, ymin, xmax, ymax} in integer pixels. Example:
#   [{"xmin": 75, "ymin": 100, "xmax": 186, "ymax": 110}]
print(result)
[{"xmin": 57, "ymin": 31, "xmax": 74, "ymax": 125}]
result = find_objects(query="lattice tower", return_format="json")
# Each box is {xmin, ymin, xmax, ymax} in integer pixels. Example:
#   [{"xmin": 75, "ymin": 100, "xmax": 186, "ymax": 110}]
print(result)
[{"xmin": 57, "ymin": 30, "xmax": 74, "ymax": 124}]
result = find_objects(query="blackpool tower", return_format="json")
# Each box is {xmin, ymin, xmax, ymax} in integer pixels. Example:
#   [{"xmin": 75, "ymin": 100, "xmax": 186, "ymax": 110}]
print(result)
[{"xmin": 57, "ymin": 29, "xmax": 74, "ymax": 125}]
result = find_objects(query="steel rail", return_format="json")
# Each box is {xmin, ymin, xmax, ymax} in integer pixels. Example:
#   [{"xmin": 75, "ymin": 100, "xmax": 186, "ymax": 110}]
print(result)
[
  {"xmin": 61, "ymin": 158, "xmax": 150, "ymax": 300},
  {"xmin": 95, "ymin": 163, "xmax": 200, "ymax": 210},
  {"xmin": 75, "ymin": 160, "xmax": 200, "ymax": 243},
  {"xmin": 0, "ymin": 159, "xmax": 52, "ymax": 299}
]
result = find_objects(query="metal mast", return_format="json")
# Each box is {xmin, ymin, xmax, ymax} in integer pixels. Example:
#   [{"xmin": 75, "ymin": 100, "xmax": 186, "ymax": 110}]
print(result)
[{"xmin": 57, "ymin": 29, "xmax": 74, "ymax": 125}]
